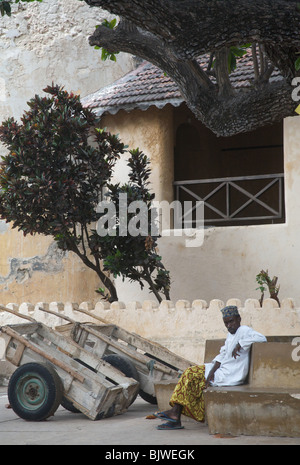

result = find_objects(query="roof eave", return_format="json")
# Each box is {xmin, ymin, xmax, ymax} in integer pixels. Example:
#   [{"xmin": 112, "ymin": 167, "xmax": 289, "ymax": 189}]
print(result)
[{"xmin": 93, "ymin": 97, "xmax": 184, "ymax": 117}]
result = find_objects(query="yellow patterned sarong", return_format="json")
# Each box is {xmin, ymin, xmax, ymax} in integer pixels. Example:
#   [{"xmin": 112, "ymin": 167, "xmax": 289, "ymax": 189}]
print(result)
[{"xmin": 169, "ymin": 365, "xmax": 206, "ymax": 422}]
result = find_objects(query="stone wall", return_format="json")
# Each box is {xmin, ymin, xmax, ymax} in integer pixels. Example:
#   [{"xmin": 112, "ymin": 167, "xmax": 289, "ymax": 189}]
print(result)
[
  {"xmin": 0, "ymin": 0, "xmax": 134, "ymax": 120},
  {"xmin": 1, "ymin": 297, "xmax": 299, "ymax": 365}
]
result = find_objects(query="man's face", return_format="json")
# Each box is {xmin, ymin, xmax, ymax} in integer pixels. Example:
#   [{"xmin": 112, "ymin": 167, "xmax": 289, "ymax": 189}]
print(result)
[{"xmin": 223, "ymin": 315, "xmax": 241, "ymax": 334}]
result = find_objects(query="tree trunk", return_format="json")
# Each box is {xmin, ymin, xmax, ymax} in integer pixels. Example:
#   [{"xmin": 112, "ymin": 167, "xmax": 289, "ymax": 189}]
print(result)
[{"xmin": 67, "ymin": 241, "xmax": 119, "ymax": 302}]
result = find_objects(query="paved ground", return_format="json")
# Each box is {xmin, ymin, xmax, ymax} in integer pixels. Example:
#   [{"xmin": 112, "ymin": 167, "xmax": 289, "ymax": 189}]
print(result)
[{"xmin": 1, "ymin": 387, "xmax": 300, "ymax": 447}]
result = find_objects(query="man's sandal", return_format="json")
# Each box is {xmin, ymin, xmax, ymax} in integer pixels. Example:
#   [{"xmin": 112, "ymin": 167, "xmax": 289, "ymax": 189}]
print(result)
[
  {"xmin": 156, "ymin": 421, "xmax": 184, "ymax": 430},
  {"xmin": 153, "ymin": 412, "xmax": 178, "ymax": 422}
]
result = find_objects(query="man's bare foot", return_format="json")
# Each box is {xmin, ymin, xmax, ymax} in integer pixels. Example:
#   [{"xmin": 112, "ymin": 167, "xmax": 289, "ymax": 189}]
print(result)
[
  {"xmin": 154, "ymin": 404, "xmax": 182, "ymax": 422},
  {"xmin": 159, "ymin": 409, "xmax": 179, "ymax": 421}
]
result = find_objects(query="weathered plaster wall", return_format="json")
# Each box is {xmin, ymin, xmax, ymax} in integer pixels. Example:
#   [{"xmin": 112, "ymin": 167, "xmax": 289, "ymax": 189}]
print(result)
[
  {"xmin": 0, "ymin": 228, "xmax": 101, "ymax": 304},
  {"xmin": 0, "ymin": 0, "xmax": 134, "ymax": 119},
  {"xmin": 0, "ymin": 0, "xmax": 135, "ymax": 304}
]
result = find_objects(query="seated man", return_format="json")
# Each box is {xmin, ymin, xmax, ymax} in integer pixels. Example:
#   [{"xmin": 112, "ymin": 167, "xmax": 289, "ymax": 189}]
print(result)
[{"xmin": 154, "ymin": 305, "xmax": 267, "ymax": 430}]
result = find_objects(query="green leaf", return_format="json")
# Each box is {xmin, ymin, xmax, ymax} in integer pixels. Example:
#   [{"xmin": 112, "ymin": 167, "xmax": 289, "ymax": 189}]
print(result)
[
  {"xmin": 102, "ymin": 17, "xmax": 117, "ymax": 29},
  {"xmin": 295, "ymin": 57, "xmax": 300, "ymax": 71}
]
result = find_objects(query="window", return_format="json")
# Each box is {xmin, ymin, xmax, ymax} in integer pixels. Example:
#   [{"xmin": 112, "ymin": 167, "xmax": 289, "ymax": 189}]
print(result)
[{"xmin": 174, "ymin": 105, "xmax": 284, "ymax": 227}]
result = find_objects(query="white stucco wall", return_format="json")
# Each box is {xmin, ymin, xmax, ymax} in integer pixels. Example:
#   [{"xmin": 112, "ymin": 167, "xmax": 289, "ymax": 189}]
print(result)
[{"xmin": 162, "ymin": 115, "xmax": 299, "ymax": 305}]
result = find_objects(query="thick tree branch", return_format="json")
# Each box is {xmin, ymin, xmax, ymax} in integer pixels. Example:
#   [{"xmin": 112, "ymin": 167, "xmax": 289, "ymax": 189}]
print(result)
[
  {"xmin": 252, "ymin": 44, "xmax": 260, "ymax": 82},
  {"xmin": 85, "ymin": 0, "xmax": 300, "ymax": 59},
  {"xmin": 90, "ymin": 19, "xmax": 214, "ymax": 89},
  {"xmin": 214, "ymin": 48, "xmax": 234, "ymax": 97},
  {"xmin": 90, "ymin": 19, "xmax": 216, "ymax": 105},
  {"xmin": 264, "ymin": 44, "xmax": 300, "ymax": 79},
  {"xmin": 201, "ymin": 80, "xmax": 295, "ymax": 136}
]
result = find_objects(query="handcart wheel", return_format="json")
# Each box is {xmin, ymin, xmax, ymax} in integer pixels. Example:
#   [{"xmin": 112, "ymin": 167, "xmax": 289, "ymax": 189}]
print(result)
[
  {"xmin": 139, "ymin": 352, "xmax": 180, "ymax": 405},
  {"xmin": 102, "ymin": 354, "xmax": 139, "ymax": 405},
  {"xmin": 138, "ymin": 389, "xmax": 157, "ymax": 405},
  {"xmin": 8, "ymin": 362, "xmax": 63, "ymax": 421},
  {"xmin": 61, "ymin": 396, "xmax": 81, "ymax": 414}
]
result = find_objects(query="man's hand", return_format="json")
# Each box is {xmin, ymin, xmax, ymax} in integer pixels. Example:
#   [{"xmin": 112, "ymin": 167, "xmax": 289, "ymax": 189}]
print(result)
[
  {"xmin": 205, "ymin": 361, "xmax": 221, "ymax": 388},
  {"xmin": 232, "ymin": 343, "xmax": 241, "ymax": 359},
  {"xmin": 205, "ymin": 372, "xmax": 215, "ymax": 389}
]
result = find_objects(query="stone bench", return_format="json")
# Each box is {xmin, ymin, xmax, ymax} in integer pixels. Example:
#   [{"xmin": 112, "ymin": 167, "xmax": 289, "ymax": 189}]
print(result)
[
  {"xmin": 154, "ymin": 336, "xmax": 300, "ymax": 437},
  {"xmin": 204, "ymin": 336, "xmax": 300, "ymax": 437}
]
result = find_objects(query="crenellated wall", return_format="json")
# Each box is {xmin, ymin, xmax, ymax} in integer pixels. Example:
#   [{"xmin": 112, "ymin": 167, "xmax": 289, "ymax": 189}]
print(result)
[{"xmin": 1, "ymin": 297, "xmax": 299, "ymax": 365}]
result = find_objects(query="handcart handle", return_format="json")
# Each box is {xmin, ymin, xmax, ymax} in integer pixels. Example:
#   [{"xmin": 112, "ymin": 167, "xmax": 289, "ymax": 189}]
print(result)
[{"xmin": 0, "ymin": 305, "xmax": 36, "ymax": 323}]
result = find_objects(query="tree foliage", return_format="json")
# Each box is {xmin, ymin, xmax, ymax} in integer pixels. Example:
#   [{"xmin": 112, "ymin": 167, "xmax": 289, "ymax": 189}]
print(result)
[
  {"xmin": 0, "ymin": 84, "xmax": 171, "ymax": 302},
  {"xmin": 97, "ymin": 148, "xmax": 171, "ymax": 302},
  {"xmin": 0, "ymin": 0, "xmax": 42, "ymax": 17},
  {"xmin": 256, "ymin": 269, "xmax": 280, "ymax": 307},
  {"xmin": 83, "ymin": 0, "xmax": 300, "ymax": 136}
]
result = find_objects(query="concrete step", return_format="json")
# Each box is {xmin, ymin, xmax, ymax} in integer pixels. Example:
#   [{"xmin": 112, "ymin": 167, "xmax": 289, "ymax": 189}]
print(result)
[
  {"xmin": 204, "ymin": 386, "xmax": 300, "ymax": 437},
  {"xmin": 154, "ymin": 380, "xmax": 300, "ymax": 437}
]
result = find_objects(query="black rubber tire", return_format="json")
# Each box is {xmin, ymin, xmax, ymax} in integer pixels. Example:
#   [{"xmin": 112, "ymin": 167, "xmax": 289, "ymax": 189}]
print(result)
[
  {"xmin": 138, "ymin": 389, "xmax": 157, "ymax": 405},
  {"xmin": 102, "ymin": 354, "xmax": 140, "ymax": 405},
  {"xmin": 61, "ymin": 396, "xmax": 81, "ymax": 414},
  {"xmin": 139, "ymin": 353, "xmax": 170, "ymax": 405},
  {"xmin": 8, "ymin": 362, "xmax": 63, "ymax": 421}
]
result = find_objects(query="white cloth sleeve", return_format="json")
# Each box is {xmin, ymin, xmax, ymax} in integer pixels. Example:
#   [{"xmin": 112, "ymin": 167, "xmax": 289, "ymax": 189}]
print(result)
[{"xmin": 238, "ymin": 328, "xmax": 267, "ymax": 351}]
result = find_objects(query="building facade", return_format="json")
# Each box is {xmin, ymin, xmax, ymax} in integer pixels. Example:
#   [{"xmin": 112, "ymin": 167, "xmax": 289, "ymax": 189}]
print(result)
[{"xmin": 82, "ymin": 59, "xmax": 300, "ymax": 305}]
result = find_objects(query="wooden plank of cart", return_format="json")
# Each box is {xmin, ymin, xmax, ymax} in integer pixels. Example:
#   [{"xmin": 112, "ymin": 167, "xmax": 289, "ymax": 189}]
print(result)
[
  {"xmin": 41, "ymin": 306, "xmax": 194, "ymax": 405},
  {"xmin": 0, "ymin": 307, "xmax": 139, "ymax": 421}
]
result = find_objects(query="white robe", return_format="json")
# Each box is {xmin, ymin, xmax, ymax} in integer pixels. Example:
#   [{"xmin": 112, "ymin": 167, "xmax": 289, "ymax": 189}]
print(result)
[{"xmin": 204, "ymin": 325, "xmax": 267, "ymax": 386}]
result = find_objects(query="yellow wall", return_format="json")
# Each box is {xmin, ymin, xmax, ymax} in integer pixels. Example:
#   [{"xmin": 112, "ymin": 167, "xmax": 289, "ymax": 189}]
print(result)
[
  {"xmin": 0, "ymin": 226, "xmax": 101, "ymax": 305},
  {"xmin": 102, "ymin": 105, "xmax": 174, "ymax": 204}
]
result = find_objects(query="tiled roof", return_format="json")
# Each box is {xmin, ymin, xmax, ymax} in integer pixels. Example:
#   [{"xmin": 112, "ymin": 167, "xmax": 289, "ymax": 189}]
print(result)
[
  {"xmin": 82, "ymin": 61, "xmax": 182, "ymax": 116},
  {"xmin": 82, "ymin": 52, "xmax": 282, "ymax": 116}
]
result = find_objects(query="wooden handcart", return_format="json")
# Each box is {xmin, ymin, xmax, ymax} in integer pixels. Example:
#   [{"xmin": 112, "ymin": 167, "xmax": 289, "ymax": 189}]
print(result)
[
  {"xmin": 40, "ymin": 306, "xmax": 194, "ymax": 404},
  {"xmin": 0, "ymin": 308, "xmax": 139, "ymax": 421}
]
